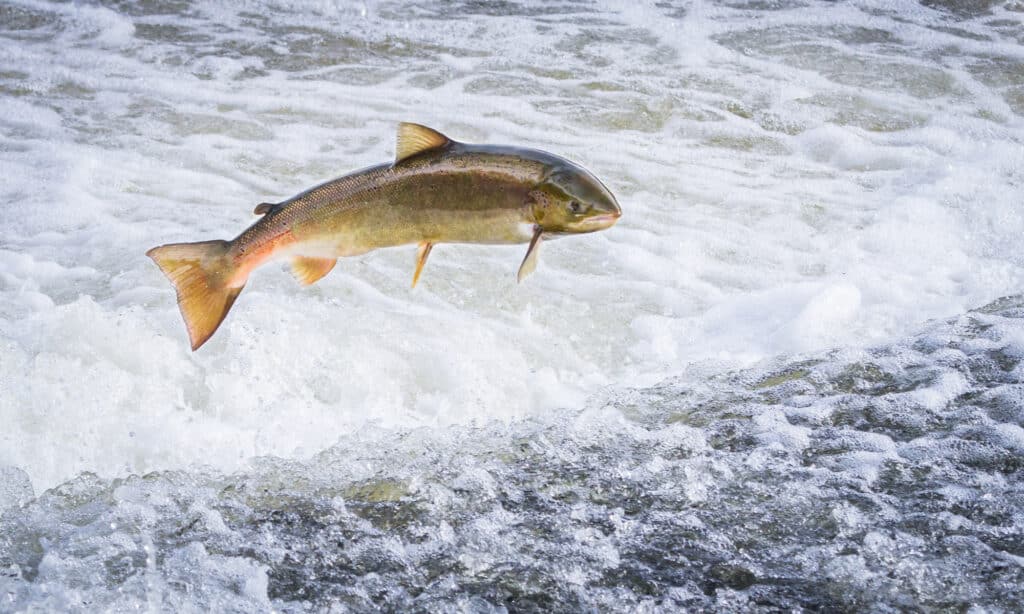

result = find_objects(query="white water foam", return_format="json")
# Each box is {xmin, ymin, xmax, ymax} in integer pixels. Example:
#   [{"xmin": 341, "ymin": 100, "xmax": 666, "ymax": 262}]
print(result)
[{"xmin": 1, "ymin": 0, "xmax": 1022, "ymax": 494}]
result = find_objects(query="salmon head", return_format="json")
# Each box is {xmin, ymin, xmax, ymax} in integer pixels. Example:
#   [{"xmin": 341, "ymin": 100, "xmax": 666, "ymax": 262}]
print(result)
[{"xmin": 527, "ymin": 160, "xmax": 621, "ymax": 235}]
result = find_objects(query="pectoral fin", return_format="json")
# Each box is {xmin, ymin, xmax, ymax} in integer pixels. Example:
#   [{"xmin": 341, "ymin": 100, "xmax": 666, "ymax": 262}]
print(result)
[
  {"xmin": 291, "ymin": 257, "xmax": 336, "ymax": 286},
  {"xmin": 517, "ymin": 228, "xmax": 543, "ymax": 283},
  {"xmin": 412, "ymin": 242, "xmax": 433, "ymax": 288}
]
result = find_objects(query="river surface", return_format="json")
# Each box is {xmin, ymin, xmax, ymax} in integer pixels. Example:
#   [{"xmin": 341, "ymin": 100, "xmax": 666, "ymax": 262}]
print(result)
[{"xmin": 1, "ymin": 0, "xmax": 1023, "ymax": 611}]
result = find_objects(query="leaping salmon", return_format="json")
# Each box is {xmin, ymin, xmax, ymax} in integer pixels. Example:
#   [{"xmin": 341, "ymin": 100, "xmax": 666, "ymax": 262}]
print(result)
[{"xmin": 147, "ymin": 123, "xmax": 622, "ymax": 350}]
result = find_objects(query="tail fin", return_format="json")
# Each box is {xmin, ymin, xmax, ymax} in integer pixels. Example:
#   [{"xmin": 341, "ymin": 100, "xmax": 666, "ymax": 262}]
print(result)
[{"xmin": 146, "ymin": 240, "xmax": 244, "ymax": 351}]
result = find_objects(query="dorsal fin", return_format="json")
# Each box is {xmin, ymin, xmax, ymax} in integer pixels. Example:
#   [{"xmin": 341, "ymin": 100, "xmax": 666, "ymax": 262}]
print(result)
[
  {"xmin": 254, "ymin": 202, "xmax": 277, "ymax": 216},
  {"xmin": 396, "ymin": 122, "xmax": 451, "ymax": 163}
]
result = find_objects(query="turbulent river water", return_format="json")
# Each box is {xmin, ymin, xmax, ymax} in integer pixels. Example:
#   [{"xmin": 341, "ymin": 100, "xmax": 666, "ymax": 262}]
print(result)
[{"xmin": 2, "ymin": 0, "xmax": 1023, "ymax": 611}]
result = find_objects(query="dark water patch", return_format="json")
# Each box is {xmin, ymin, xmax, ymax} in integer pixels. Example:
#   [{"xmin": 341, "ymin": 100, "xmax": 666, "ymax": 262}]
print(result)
[
  {"xmin": 920, "ymin": 0, "xmax": 1003, "ymax": 18},
  {"xmin": 3, "ymin": 296, "xmax": 1024, "ymax": 610}
]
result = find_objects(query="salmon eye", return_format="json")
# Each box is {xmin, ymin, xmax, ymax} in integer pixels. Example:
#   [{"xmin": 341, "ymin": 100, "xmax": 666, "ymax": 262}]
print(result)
[{"xmin": 569, "ymin": 201, "xmax": 583, "ymax": 214}]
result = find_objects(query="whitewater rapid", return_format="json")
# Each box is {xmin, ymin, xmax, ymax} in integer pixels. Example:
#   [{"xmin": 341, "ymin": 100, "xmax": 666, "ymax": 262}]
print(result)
[
  {"xmin": 2, "ymin": 0, "xmax": 1021, "ymax": 491},
  {"xmin": 1, "ymin": 0, "xmax": 1023, "ymax": 610}
]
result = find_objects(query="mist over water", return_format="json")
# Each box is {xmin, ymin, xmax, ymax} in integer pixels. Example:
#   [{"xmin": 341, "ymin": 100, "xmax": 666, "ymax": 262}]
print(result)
[{"xmin": 1, "ymin": 0, "xmax": 1023, "ymax": 610}]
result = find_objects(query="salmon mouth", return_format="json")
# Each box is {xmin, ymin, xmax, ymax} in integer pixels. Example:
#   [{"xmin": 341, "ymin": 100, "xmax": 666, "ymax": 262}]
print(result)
[
  {"xmin": 561, "ymin": 212, "xmax": 620, "ymax": 235},
  {"xmin": 582, "ymin": 212, "xmax": 621, "ymax": 230}
]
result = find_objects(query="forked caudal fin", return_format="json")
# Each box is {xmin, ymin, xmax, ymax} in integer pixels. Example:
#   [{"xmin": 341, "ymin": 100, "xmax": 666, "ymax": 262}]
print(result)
[{"xmin": 146, "ymin": 240, "xmax": 245, "ymax": 351}]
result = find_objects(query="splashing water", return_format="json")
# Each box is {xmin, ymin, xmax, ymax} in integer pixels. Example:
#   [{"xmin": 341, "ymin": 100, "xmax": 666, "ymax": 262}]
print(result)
[{"xmin": 1, "ymin": 0, "xmax": 1023, "ymax": 610}]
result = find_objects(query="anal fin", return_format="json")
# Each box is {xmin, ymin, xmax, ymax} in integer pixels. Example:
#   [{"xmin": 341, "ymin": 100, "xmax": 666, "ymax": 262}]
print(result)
[
  {"xmin": 412, "ymin": 242, "xmax": 433, "ymax": 288},
  {"xmin": 291, "ymin": 257, "xmax": 336, "ymax": 286}
]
